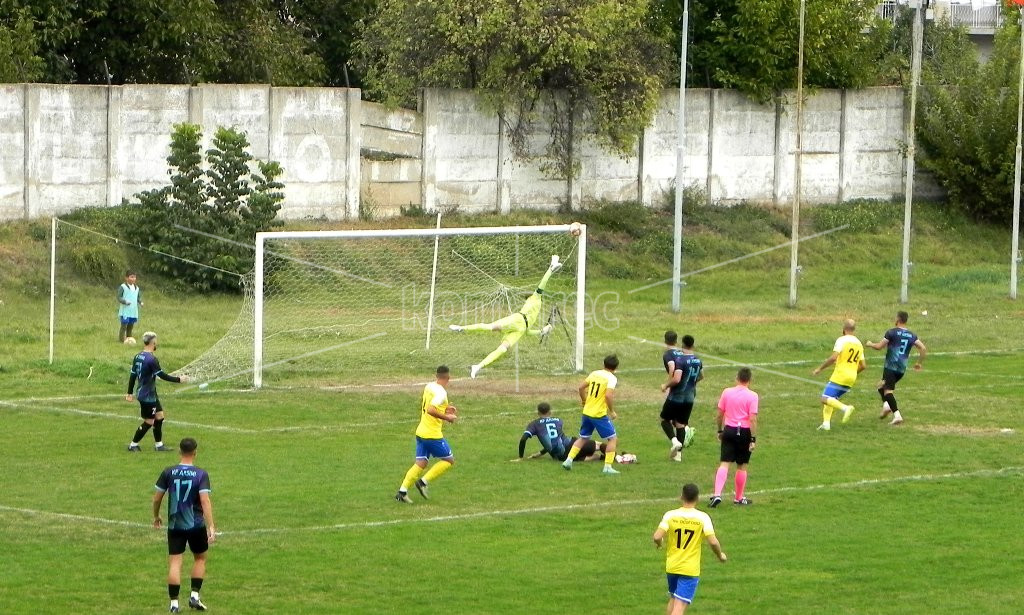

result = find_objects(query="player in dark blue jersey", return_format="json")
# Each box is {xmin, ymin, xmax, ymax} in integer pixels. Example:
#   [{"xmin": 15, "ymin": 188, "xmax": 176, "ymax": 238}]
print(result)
[
  {"xmin": 153, "ymin": 438, "xmax": 215, "ymax": 613},
  {"xmin": 867, "ymin": 311, "xmax": 927, "ymax": 426},
  {"xmin": 126, "ymin": 332, "xmax": 190, "ymax": 452},
  {"xmin": 661, "ymin": 332, "xmax": 703, "ymax": 461},
  {"xmin": 513, "ymin": 403, "xmax": 606, "ymax": 462}
]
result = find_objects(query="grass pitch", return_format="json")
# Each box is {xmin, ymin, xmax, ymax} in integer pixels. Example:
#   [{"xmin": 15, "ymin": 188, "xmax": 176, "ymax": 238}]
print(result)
[{"xmin": 1, "ymin": 202, "xmax": 1022, "ymax": 614}]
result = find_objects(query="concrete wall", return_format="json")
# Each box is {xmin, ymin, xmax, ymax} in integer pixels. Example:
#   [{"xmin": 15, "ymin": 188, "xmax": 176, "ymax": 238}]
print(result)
[
  {"xmin": 423, "ymin": 86, "xmax": 912, "ymax": 213},
  {"xmin": 0, "ymin": 84, "xmax": 922, "ymax": 221},
  {"xmin": 0, "ymin": 84, "xmax": 358, "ymax": 221}
]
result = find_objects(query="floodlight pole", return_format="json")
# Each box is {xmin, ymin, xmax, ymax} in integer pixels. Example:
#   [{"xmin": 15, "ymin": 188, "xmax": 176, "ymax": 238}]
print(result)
[
  {"xmin": 1012, "ymin": 6, "xmax": 1024, "ymax": 300},
  {"xmin": 901, "ymin": 0, "xmax": 925, "ymax": 304},
  {"xmin": 790, "ymin": 0, "xmax": 806, "ymax": 308},
  {"xmin": 672, "ymin": 0, "xmax": 690, "ymax": 313}
]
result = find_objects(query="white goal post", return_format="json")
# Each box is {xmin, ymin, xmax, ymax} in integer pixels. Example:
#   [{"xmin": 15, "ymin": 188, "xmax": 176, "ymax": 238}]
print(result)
[{"xmin": 252, "ymin": 224, "xmax": 587, "ymax": 388}]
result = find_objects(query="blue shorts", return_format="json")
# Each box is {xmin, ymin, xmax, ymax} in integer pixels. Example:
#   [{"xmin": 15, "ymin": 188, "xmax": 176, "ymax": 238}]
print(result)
[
  {"xmin": 821, "ymin": 381, "xmax": 850, "ymax": 399},
  {"xmin": 578, "ymin": 415, "xmax": 616, "ymax": 440},
  {"xmin": 415, "ymin": 437, "xmax": 453, "ymax": 460},
  {"xmin": 120, "ymin": 316, "xmax": 138, "ymax": 325},
  {"xmin": 667, "ymin": 574, "xmax": 699, "ymax": 603}
]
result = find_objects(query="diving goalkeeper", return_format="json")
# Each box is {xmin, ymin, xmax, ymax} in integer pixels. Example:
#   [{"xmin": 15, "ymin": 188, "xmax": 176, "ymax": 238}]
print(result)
[{"xmin": 449, "ymin": 255, "xmax": 562, "ymax": 378}]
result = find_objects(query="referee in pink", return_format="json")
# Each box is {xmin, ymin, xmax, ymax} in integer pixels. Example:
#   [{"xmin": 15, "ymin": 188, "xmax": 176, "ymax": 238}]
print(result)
[{"xmin": 710, "ymin": 367, "xmax": 758, "ymax": 507}]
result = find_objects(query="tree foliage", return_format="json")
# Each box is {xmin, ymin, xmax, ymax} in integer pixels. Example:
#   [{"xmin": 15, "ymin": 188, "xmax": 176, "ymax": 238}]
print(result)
[
  {"xmin": 0, "ymin": 0, "xmax": 325, "ymax": 85},
  {"xmin": 917, "ymin": 13, "xmax": 1020, "ymax": 224},
  {"xmin": 132, "ymin": 123, "xmax": 284, "ymax": 291},
  {"xmin": 356, "ymin": 0, "xmax": 674, "ymax": 179},
  {"xmin": 662, "ymin": 0, "xmax": 882, "ymax": 102}
]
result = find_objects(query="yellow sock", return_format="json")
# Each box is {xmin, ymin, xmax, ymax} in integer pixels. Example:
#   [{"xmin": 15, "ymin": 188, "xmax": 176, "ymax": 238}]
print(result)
[
  {"xmin": 825, "ymin": 397, "xmax": 846, "ymax": 410},
  {"xmin": 401, "ymin": 464, "xmax": 424, "ymax": 491},
  {"xmin": 822, "ymin": 404, "xmax": 835, "ymax": 423},
  {"xmin": 566, "ymin": 446, "xmax": 581, "ymax": 462},
  {"xmin": 422, "ymin": 460, "xmax": 453, "ymax": 483},
  {"xmin": 478, "ymin": 346, "xmax": 508, "ymax": 369},
  {"xmin": 604, "ymin": 451, "xmax": 615, "ymax": 467}
]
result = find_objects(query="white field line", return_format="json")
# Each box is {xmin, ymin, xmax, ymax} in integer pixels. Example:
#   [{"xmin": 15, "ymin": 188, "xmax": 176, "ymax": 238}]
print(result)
[{"xmin": 4, "ymin": 466, "xmax": 1019, "ymax": 536}]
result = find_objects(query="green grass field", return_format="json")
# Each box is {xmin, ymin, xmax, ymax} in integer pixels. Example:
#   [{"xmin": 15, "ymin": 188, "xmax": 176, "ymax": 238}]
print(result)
[{"xmin": 1, "ymin": 202, "xmax": 1022, "ymax": 614}]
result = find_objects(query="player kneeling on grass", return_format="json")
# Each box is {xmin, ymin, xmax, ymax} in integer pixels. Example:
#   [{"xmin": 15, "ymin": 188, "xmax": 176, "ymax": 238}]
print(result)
[
  {"xmin": 396, "ymin": 365, "xmax": 458, "ymax": 504},
  {"xmin": 126, "ymin": 332, "xmax": 190, "ymax": 452},
  {"xmin": 449, "ymin": 255, "xmax": 561, "ymax": 378},
  {"xmin": 653, "ymin": 483, "xmax": 727, "ymax": 615},
  {"xmin": 512, "ymin": 402, "xmax": 607, "ymax": 462}
]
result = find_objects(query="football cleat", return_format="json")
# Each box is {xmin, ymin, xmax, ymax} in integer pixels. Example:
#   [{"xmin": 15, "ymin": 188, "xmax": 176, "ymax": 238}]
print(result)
[
  {"xmin": 448, "ymin": 324, "xmax": 464, "ymax": 333},
  {"xmin": 890, "ymin": 416, "xmax": 904, "ymax": 426},
  {"xmin": 155, "ymin": 445, "xmax": 173, "ymax": 452},
  {"xmin": 682, "ymin": 426, "xmax": 696, "ymax": 448},
  {"xmin": 734, "ymin": 498, "xmax": 753, "ymax": 506},
  {"xmin": 561, "ymin": 459, "xmax": 573, "ymax": 471},
  {"xmin": 709, "ymin": 496, "xmax": 722, "ymax": 508},
  {"xmin": 880, "ymin": 401, "xmax": 892, "ymax": 419},
  {"xmin": 414, "ymin": 478, "xmax": 429, "ymax": 500},
  {"xmin": 470, "ymin": 364, "xmax": 481, "ymax": 379},
  {"xmin": 841, "ymin": 405, "xmax": 855, "ymax": 424},
  {"xmin": 817, "ymin": 423, "xmax": 831, "ymax": 431},
  {"xmin": 672, "ymin": 451, "xmax": 682, "ymax": 462},
  {"xmin": 127, "ymin": 445, "xmax": 141, "ymax": 452},
  {"xmin": 549, "ymin": 255, "xmax": 562, "ymax": 272},
  {"xmin": 169, "ymin": 606, "xmax": 179, "ymax": 613},
  {"xmin": 601, "ymin": 466, "xmax": 620, "ymax": 475},
  {"xmin": 188, "ymin": 596, "xmax": 207, "ymax": 611},
  {"xmin": 395, "ymin": 491, "xmax": 413, "ymax": 504}
]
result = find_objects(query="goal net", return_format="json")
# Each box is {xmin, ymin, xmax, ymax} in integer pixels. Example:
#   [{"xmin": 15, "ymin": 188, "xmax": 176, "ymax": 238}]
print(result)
[{"xmin": 247, "ymin": 224, "xmax": 586, "ymax": 388}]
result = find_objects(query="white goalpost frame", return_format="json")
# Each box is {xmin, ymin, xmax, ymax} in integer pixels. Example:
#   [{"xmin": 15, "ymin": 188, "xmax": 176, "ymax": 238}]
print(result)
[
  {"xmin": 49, "ymin": 216, "xmax": 57, "ymax": 364},
  {"xmin": 252, "ymin": 223, "xmax": 587, "ymax": 389}
]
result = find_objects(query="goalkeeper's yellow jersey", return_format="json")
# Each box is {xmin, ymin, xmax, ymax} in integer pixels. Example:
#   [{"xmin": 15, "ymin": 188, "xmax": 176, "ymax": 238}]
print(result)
[
  {"xmin": 829, "ymin": 335, "xmax": 864, "ymax": 387},
  {"xmin": 416, "ymin": 382, "xmax": 449, "ymax": 439}
]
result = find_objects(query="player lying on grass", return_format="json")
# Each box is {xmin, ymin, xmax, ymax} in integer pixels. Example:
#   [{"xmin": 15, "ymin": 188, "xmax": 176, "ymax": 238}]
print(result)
[
  {"xmin": 449, "ymin": 255, "xmax": 561, "ymax": 378},
  {"xmin": 512, "ymin": 402, "xmax": 607, "ymax": 462}
]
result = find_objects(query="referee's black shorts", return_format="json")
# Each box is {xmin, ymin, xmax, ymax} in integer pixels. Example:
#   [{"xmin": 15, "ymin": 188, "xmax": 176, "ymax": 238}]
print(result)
[
  {"xmin": 720, "ymin": 426, "xmax": 753, "ymax": 465},
  {"xmin": 881, "ymin": 368, "xmax": 905, "ymax": 391}
]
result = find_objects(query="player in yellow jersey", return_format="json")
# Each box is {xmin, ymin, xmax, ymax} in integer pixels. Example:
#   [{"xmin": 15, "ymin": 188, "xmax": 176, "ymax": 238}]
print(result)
[
  {"xmin": 653, "ymin": 483, "xmax": 727, "ymax": 614},
  {"xmin": 562, "ymin": 355, "xmax": 620, "ymax": 474},
  {"xmin": 812, "ymin": 319, "xmax": 866, "ymax": 431},
  {"xmin": 395, "ymin": 366, "xmax": 458, "ymax": 503},
  {"xmin": 449, "ymin": 255, "xmax": 562, "ymax": 379}
]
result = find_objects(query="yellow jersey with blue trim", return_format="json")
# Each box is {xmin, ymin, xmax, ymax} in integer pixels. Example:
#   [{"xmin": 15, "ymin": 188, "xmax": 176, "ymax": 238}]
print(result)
[
  {"xmin": 658, "ymin": 506, "xmax": 716, "ymax": 576},
  {"xmin": 829, "ymin": 335, "xmax": 864, "ymax": 387},
  {"xmin": 416, "ymin": 382, "xmax": 449, "ymax": 439},
  {"xmin": 582, "ymin": 369, "xmax": 617, "ymax": 418}
]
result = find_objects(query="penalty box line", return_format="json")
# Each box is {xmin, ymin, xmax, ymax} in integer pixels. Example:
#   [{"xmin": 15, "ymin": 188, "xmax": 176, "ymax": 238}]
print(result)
[{"xmin": 3, "ymin": 466, "xmax": 1020, "ymax": 536}]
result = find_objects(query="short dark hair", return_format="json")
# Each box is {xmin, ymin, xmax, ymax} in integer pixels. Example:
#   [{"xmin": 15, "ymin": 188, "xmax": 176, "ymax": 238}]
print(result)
[
  {"xmin": 682, "ymin": 483, "xmax": 699, "ymax": 503},
  {"xmin": 537, "ymin": 402, "xmax": 551, "ymax": 415},
  {"xmin": 179, "ymin": 438, "xmax": 198, "ymax": 454},
  {"xmin": 603, "ymin": 354, "xmax": 619, "ymax": 370},
  {"xmin": 436, "ymin": 365, "xmax": 450, "ymax": 377},
  {"xmin": 125, "ymin": 270, "xmax": 136, "ymax": 277},
  {"xmin": 664, "ymin": 330, "xmax": 678, "ymax": 345},
  {"xmin": 896, "ymin": 311, "xmax": 909, "ymax": 324},
  {"xmin": 681, "ymin": 335, "xmax": 695, "ymax": 349},
  {"xmin": 737, "ymin": 367, "xmax": 752, "ymax": 383}
]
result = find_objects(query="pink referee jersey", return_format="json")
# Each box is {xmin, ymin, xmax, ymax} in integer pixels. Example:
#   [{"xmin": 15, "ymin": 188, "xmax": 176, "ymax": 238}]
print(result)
[{"xmin": 718, "ymin": 384, "xmax": 758, "ymax": 428}]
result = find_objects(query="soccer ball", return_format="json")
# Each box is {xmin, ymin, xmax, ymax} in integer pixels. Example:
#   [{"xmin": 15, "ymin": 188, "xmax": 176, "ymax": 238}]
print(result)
[
  {"xmin": 123, "ymin": 337, "xmax": 137, "ymax": 345},
  {"xmin": 615, "ymin": 453, "xmax": 638, "ymax": 464},
  {"xmin": 569, "ymin": 222, "xmax": 582, "ymax": 236}
]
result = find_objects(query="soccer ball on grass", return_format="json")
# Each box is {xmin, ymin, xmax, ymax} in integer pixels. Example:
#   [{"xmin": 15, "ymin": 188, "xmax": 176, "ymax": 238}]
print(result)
[{"xmin": 123, "ymin": 337, "xmax": 137, "ymax": 345}]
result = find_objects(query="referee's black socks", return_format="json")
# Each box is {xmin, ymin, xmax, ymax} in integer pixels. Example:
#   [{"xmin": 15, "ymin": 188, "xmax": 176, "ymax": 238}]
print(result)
[
  {"xmin": 884, "ymin": 393, "xmax": 899, "ymax": 413},
  {"xmin": 660, "ymin": 420, "xmax": 675, "ymax": 440},
  {"xmin": 132, "ymin": 423, "xmax": 151, "ymax": 443},
  {"xmin": 877, "ymin": 386, "xmax": 886, "ymax": 401}
]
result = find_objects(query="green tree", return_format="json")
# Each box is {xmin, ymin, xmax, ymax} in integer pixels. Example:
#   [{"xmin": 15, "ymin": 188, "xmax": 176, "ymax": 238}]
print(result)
[
  {"xmin": 0, "ymin": 6, "xmax": 45, "ymax": 82},
  {"xmin": 356, "ymin": 0, "xmax": 673, "ymax": 180},
  {"xmin": 132, "ymin": 123, "xmax": 284, "ymax": 290},
  {"xmin": 917, "ymin": 13, "xmax": 1020, "ymax": 224},
  {"xmin": 663, "ymin": 0, "xmax": 881, "ymax": 102},
  {"xmin": 273, "ymin": 0, "xmax": 375, "ymax": 87}
]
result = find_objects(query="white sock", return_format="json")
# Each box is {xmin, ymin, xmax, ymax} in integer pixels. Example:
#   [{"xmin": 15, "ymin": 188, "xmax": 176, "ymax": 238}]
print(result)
[
  {"xmin": 191, "ymin": 591, "xmax": 199, "ymax": 599},
  {"xmin": 671, "ymin": 438, "xmax": 681, "ymax": 447},
  {"xmin": 822, "ymin": 421, "xmax": 831, "ymax": 428},
  {"xmin": 154, "ymin": 441, "xmax": 163, "ymax": 448},
  {"xmin": 170, "ymin": 599, "xmax": 179, "ymax": 608}
]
